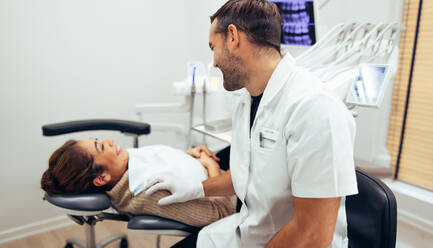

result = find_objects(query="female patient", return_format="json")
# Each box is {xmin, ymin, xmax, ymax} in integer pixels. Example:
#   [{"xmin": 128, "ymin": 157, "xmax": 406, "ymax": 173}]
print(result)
[{"xmin": 40, "ymin": 138, "xmax": 236, "ymax": 227}]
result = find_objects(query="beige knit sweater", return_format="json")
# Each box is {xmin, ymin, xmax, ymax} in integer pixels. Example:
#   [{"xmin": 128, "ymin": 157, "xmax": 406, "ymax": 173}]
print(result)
[{"xmin": 107, "ymin": 171, "xmax": 237, "ymax": 227}]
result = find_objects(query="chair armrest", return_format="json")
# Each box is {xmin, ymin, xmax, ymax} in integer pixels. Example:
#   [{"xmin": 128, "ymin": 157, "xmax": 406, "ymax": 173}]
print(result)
[
  {"xmin": 42, "ymin": 119, "xmax": 150, "ymax": 136},
  {"xmin": 128, "ymin": 215, "xmax": 199, "ymax": 235}
]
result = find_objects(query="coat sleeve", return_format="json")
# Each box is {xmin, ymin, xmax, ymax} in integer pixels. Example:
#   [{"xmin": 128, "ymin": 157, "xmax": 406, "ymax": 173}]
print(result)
[{"xmin": 285, "ymin": 90, "xmax": 358, "ymax": 198}]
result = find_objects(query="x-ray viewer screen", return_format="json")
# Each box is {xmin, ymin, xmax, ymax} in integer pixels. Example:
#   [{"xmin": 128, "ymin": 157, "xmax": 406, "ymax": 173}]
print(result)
[
  {"xmin": 269, "ymin": 0, "xmax": 316, "ymax": 46},
  {"xmin": 346, "ymin": 64, "xmax": 390, "ymax": 107}
]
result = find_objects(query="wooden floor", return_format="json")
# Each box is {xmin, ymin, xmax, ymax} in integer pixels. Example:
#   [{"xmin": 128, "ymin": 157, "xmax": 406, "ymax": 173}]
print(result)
[
  {"xmin": 2, "ymin": 218, "xmax": 433, "ymax": 247},
  {"xmin": 0, "ymin": 220, "xmax": 184, "ymax": 248}
]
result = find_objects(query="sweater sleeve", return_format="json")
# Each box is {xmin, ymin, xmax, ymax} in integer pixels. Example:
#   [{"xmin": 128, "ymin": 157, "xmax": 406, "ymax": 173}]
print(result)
[{"xmin": 107, "ymin": 171, "xmax": 236, "ymax": 227}]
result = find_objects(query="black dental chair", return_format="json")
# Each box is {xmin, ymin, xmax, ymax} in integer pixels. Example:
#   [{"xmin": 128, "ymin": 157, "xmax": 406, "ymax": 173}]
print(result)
[
  {"xmin": 42, "ymin": 119, "xmax": 199, "ymax": 248},
  {"xmin": 346, "ymin": 169, "xmax": 397, "ymax": 248}
]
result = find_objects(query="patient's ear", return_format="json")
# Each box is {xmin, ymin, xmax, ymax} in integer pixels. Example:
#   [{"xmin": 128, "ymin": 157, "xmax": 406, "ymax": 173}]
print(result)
[{"xmin": 93, "ymin": 172, "xmax": 111, "ymax": 187}]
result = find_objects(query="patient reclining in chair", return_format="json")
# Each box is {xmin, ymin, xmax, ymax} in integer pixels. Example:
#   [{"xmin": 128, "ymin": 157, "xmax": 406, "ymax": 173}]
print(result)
[{"xmin": 40, "ymin": 138, "xmax": 236, "ymax": 227}]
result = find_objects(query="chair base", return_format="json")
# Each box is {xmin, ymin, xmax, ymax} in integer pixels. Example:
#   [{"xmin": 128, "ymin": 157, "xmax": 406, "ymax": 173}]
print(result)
[
  {"xmin": 65, "ymin": 233, "xmax": 127, "ymax": 248},
  {"xmin": 64, "ymin": 218, "xmax": 128, "ymax": 248}
]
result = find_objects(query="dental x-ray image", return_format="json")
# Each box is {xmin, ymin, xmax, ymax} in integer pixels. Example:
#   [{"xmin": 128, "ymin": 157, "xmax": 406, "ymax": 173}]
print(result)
[{"xmin": 269, "ymin": 0, "xmax": 317, "ymax": 46}]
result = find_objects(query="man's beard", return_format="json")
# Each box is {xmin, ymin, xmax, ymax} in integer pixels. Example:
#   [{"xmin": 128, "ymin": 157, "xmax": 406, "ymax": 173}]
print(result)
[{"xmin": 219, "ymin": 46, "xmax": 248, "ymax": 91}]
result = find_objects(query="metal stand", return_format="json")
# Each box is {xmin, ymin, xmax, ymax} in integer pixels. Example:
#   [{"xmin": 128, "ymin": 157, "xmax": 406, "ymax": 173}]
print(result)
[
  {"xmin": 202, "ymin": 79, "xmax": 207, "ymax": 145},
  {"xmin": 156, "ymin": 234, "xmax": 161, "ymax": 248},
  {"xmin": 64, "ymin": 216, "xmax": 127, "ymax": 248},
  {"xmin": 133, "ymin": 135, "xmax": 139, "ymax": 148},
  {"xmin": 186, "ymin": 81, "xmax": 196, "ymax": 149},
  {"xmin": 186, "ymin": 78, "xmax": 209, "ymax": 149}
]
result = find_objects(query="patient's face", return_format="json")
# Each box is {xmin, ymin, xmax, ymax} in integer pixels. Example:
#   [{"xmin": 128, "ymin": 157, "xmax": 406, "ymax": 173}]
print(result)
[{"xmin": 78, "ymin": 138, "xmax": 129, "ymax": 184}]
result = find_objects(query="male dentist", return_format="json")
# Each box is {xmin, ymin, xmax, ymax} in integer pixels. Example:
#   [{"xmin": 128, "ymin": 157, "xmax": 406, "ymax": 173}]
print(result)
[{"xmin": 146, "ymin": 0, "xmax": 358, "ymax": 247}]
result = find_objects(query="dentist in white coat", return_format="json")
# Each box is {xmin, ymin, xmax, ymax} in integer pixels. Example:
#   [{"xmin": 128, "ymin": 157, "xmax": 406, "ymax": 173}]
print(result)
[{"xmin": 146, "ymin": 0, "xmax": 358, "ymax": 247}]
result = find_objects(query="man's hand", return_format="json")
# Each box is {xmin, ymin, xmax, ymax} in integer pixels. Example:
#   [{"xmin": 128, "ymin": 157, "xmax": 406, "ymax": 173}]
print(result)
[
  {"xmin": 186, "ymin": 145, "xmax": 220, "ymax": 161},
  {"xmin": 145, "ymin": 175, "xmax": 204, "ymax": 205}
]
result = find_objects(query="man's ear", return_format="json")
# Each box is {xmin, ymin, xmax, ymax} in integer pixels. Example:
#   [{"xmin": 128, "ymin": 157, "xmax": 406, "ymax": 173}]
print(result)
[
  {"xmin": 93, "ymin": 172, "xmax": 111, "ymax": 187},
  {"xmin": 227, "ymin": 24, "xmax": 241, "ymax": 51}
]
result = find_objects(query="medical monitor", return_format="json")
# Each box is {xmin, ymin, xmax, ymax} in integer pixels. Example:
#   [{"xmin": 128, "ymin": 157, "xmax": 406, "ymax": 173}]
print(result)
[
  {"xmin": 345, "ymin": 64, "xmax": 391, "ymax": 108},
  {"xmin": 269, "ymin": 0, "xmax": 317, "ymax": 46}
]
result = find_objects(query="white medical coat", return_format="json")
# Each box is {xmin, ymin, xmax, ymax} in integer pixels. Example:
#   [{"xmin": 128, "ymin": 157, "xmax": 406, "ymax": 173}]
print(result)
[{"xmin": 197, "ymin": 54, "xmax": 358, "ymax": 248}]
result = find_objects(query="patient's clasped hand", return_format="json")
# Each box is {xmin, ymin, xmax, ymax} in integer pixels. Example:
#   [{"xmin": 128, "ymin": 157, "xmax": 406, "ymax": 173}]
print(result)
[{"xmin": 41, "ymin": 139, "xmax": 236, "ymax": 227}]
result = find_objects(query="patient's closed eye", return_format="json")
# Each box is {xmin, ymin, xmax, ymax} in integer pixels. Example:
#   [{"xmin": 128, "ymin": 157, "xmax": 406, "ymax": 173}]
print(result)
[{"xmin": 93, "ymin": 139, "xmax": 104, "ymax": 153}]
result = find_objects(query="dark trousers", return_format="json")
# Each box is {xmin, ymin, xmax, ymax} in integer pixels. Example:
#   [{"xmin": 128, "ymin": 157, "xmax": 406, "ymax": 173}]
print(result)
[{"xmin": 170, "ymin": 230, "xmax": 199, "ymax": 248}]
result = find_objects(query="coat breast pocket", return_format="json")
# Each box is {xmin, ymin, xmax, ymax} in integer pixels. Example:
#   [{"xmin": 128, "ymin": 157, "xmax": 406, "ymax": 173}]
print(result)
[
  {"xmin": 259, "ymin": 127, "xmax": 279, "ymax": 150},
  {"xmin": 253, "ymin": 128, "xmax": 289, "ymax": 191}
]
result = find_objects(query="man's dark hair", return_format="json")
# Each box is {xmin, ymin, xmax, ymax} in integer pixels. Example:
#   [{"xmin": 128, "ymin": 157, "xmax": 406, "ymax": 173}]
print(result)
[{"xmin": 210, "ymin": 0, "xmax": 282, "ymax": 53}]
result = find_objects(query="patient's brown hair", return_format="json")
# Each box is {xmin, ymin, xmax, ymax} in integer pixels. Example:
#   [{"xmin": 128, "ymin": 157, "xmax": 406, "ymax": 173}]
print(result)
[{"xmin": 41, "ymin": 139, "xmax": 107, "ymax": 195}]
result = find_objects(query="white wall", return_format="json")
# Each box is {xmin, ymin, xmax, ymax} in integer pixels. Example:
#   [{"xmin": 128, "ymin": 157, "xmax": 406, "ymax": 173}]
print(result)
[
  {"xmin": 315, "ymin": 0, "xmax": 403, "ymax": 38},
  {"xmin": 184, "ymin": 0, "xmax": 226, "ymax": 65},
  {"xmin": 0, "ymin": 0, "xmax": 192, "ymax": 236}
]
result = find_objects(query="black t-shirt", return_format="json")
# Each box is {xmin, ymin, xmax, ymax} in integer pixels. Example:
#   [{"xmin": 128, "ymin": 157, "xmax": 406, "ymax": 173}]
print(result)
[
  {"xmin": 250, "ymin": 94, "xmax": 263, "ymax": 130},
  {"xmin": 234, "ymin": 93, "xmax": 263, "ymax": 212}
]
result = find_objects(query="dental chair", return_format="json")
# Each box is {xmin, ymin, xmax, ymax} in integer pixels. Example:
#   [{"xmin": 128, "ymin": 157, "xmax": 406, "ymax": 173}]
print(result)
[
  {"xmin": 346, "ymin": 169, "xmax": 397, "ymax": 248},
  {"xmin": 42, "ymin": 119, "xmax": 199, "ymax": 248}
]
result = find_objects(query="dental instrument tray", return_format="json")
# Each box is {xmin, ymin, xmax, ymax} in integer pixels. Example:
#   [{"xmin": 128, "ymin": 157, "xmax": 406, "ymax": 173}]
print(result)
[{"xmin": 204, "ymin": 118, "xmax": 232, "ymax": 133}]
